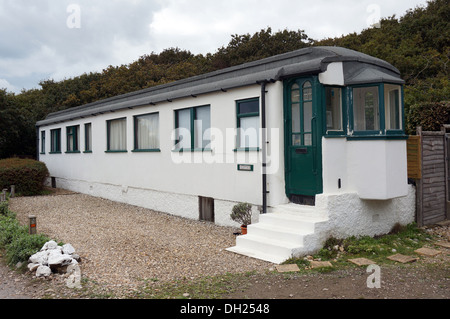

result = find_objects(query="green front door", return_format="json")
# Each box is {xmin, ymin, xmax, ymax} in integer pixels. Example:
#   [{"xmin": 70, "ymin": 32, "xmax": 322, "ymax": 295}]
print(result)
[{"xmin": 284, "ymin": 77, "xmax": 323, "ymax": 199}]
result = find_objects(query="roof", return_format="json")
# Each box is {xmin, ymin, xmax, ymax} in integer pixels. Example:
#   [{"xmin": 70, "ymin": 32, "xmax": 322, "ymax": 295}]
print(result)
[{"xmin": 37, "ymin": 46, "xmax": 404, "ymax": 127}]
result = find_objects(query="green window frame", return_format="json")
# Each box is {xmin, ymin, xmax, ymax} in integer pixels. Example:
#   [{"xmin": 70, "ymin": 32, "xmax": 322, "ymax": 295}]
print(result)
[
  {"xmin": 174, "ymin": 105, "xmax": 210, "ymax": 151},
  {"xmin": 106, "ymin": 117, "xmax": 127, "ymax": 152},
  {"xmin": 50, "ymin": 129, "xmax": 61, "ymax": 154},
  {"xmin": 84, "ymin": 123, "xmax": 92, "ymax": 153},
  {"xmin": 235, "ymin": 97, "xmax": 260, "ymax": 151},
  {"xmin": 40, "ymin": 131, "xmax": 45, "ymax": 154},
  {"xmin": 347, "ymin": 83, "xmax": 406, "ymax": 139},
  {"xmin": 66, "ymin": 125, "xmax": 80, "ymax": 153},
  {"xmin": 133, "ymin": 112, "xmax": 160, "ymax": 152}
]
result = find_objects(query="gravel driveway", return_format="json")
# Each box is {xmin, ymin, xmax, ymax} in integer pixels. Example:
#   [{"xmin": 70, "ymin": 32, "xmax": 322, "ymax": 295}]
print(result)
[{"xmin": 8, "ymin": 190, "xmax": 271, "ymax": 296}]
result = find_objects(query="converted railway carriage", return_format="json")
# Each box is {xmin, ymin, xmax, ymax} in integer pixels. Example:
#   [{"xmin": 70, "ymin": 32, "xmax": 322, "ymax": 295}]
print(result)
[{"xmin": 37, "ymin": 47, "xmax": 415, "ymax": 263}]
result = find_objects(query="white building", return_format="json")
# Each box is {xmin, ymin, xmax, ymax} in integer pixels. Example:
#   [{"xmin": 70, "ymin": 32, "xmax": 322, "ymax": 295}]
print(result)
[{"xmin": 36, "ymin": 47, "xmax": 415, "ymax": 263}]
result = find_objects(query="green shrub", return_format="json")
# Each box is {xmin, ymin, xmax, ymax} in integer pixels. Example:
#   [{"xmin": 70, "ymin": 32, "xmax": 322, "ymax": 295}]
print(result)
[
  {"xmin": 0, "ymin": 215, "xmax": 27, "ymax": 249},
  {"xmin": 0, "ymin": 158, "xmax": 49, "ymax": 196},
  {"xmin": 406, "ymin": 101, "xmax": 450, "ymax": 135},
  {"xmin": 230, "ymin": 202, "xmax": 252, "ymax": 226},
  {"xmin": 6, "ymin": 233, "xmax": 50, "ymax": 266}
]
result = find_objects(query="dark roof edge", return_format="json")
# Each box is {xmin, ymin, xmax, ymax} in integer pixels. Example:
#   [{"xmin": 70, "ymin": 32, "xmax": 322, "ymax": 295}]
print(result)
[{"xmin": 37, "ymin": 46, "xmax": 403, "ymax": 127}]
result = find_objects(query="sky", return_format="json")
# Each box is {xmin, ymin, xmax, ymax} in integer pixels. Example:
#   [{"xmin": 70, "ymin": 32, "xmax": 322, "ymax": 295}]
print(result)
[{"xmin": 0, "ymin": 0, "xmax": 430, "ymax": 94}]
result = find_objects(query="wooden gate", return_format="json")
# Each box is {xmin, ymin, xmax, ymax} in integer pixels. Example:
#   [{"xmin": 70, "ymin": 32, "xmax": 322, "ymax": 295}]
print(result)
[{"xmin": 410, "ymin": 126, "xmax": 449, "ymax": 226}]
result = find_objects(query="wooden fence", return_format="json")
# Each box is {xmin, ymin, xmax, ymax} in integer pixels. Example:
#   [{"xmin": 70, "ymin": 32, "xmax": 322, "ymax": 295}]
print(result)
[{"xmin": 409, "ymin": 126, "xmax": 448, "ymax": 226}]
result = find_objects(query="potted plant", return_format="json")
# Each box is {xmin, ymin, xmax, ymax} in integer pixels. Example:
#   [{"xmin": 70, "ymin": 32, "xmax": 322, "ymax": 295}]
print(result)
[{"xmin": 230, "ymin": 202, "xmax": 252, "ymax": 235}]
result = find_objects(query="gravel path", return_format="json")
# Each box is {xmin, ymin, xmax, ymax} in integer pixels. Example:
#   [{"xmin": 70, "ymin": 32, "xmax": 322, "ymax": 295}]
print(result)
[{"xmin": 8, "ymin": 190, "xmax": 271, "ymax": 296}]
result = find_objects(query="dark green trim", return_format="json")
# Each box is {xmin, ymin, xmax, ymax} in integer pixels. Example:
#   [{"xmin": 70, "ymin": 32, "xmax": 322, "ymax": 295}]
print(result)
[
  {"xmin": 346, "ymin": 135, "xmax": 409, "ymax": 141},
  {"xmin": 50, "ymin": 128, "xmax": 61, "ymax": 153},
  {"xmin": 233, "ymin": 147, "xmax": 260, "ymax": 152},
  {"xmin": 174, "ymin": 105, "xmax": 210, "ymax": 151},
  {"xmin": 65, "ymin": 151, "xmax": 81, "ymax": 154},
  {"xmin": 66, "ymin": 125, "xmax": 80, "ymax": 152},
  {"xmin": 171, "ymin": 148, "xmax": 211, "ymax": 152},
  {"xmin": 131, "ymin": 149, "xmax": 161, "ymax": 153},
  {"xmin": 84, "ymin": 123, "xmax": 92, "ymax": 152},
  {"xmin": 236, "ymin": 97, "xmax": 260, "ymax": 149},
  {"xmin": 83, "ymin": 151, "xmax": 93, "ymax": 154},
  {"xmin": 133, "ymin": 112, "xmax": 159, "ymax": 151},
  {"xmin": 106, "ymin": 117, "xmax": 127, "ymax": 152},
  {"xmin": 40, "ymin": 130, "xmax": 46, "ymax": 154}
]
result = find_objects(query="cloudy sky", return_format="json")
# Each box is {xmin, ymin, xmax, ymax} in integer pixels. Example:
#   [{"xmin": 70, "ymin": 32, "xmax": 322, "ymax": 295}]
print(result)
[{"xmin": 0, "ymin": 0, "xmax": 430, "ymax": 94}]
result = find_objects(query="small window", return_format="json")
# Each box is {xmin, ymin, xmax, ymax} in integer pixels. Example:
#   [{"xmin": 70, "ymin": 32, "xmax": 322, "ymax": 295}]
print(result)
[
  {"xmin": 107, "ymin": 118, "xmax": 127, "ymax": 152},
  {"xmin": 66, "ymin": 125, "xmax": 80, "ymax": 152},
  {"xmin": 50, "ymin": 129, "xmax": 61, "ymax": 153},
  {"xmin": 84, "ymin": 123, "xmax": 92, "ymax": 152},
  {"xmin": 353, "ymin": 86, "xmax": 379, "ymax": 131},
  {"xmin": 236, "ymin": 98, "xmax": 260, "ymax": 149},
  {"xmin": 199, "ymin": 196, "xmax": 214, "ymax": 222},
  {"xmin": 40, "ymin": 131, "xmax": 45, "ymax": 154},
  {"xmin": 134, "ymin": 113, "xmax": 160, "ymax": 151},
  {"xmin": 175, "ymin": 105, "xmax": 210, "ymax": 151},
  {"xmin": 385, "ymin": 85, "xmax": 402, "ymax": 130},
  {"xmin": 325, "ymin": 87, "xmax": 342, "ymax": 132}
]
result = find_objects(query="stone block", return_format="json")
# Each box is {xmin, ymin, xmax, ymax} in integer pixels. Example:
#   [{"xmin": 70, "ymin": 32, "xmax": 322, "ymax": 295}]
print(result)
[
  {"xmin": 348, "ymin": 258, "xmax": 376, "ymax": 266},
  {"xmin": 387, "ymin": 254, "xmax": 418, "ymax": 263},
  {"xmin": 275, "ymin": 264, "xmax": 300, "ymax": 272},
  {"xmin": 414, "ymin": 247, "xmax": 442, "ymax": 257}
]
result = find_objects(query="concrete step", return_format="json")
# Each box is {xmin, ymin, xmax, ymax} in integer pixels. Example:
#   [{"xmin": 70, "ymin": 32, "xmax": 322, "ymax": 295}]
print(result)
[
  {"xmin": 247, "ymin": 222, "xmax": 306, "ymax": 245},
  {"xmin": 227, "ymin": 203, "xmax": 330, "ymax": 264}
]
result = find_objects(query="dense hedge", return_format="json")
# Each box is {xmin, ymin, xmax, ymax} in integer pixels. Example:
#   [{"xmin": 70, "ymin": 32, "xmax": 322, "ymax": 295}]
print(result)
[
  {"xmin": 406, "ymin": 101, "xmax": 450, "ymax": 135},
  {"xmin": 0, "ymin": 158, "xmax": 49, "ymax": 196}
]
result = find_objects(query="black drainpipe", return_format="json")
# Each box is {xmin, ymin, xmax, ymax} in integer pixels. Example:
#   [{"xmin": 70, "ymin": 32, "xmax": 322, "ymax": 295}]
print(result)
[{"xmin": 258, "ymin": 80, "xmax": 268, "ymax": 214}]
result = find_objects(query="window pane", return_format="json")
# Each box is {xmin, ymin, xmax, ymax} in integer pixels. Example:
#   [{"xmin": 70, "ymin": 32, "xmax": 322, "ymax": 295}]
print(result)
[
  {"xmin": 85, "ymin": 123, "xmax": 92, "ymax": 151},
  {"xmin": 108, "ymin": 119, "xmax": 126, "ymax": 150},
  {"xmin": 136, "ymin": 113, "xmax": 159, "ymax": 149},
  {"xmin": 387, "ymin": 87, "xmax": 401, "ymax": 130},
  {"xmin": 303, "ymin": 81, "xmax": 312, "ymax": 101},
  {"xmin": 353, "ymin": 86, "xmax": 379, "ymax": 131},
  {"xmin": 238, "ymin": 99, "xmax": 259, "ymax": 114},
  {"xmin": 194, "ymin": 106, "xmax": 210, "ymax": 149},
  {"xmin": 291, "ymin": 103, "xmax": 300, "ymax": 133},
  {"xmin": 291, "ymin": 87, "xmax": 300, "ymax": 103},
  {"xmin": 303, "ymin": 101, "xmax": 312, "ymax": 133},
  {"xmin": 51, "ymin": 129, "xmax": 60, "ymax": 152},
  {"xmin": 239, "ymin": 116, "xmax": 259, "ymax": 148},
  {"xmin": 176, "ymin": 109, "xmax": 191, "ymax": 149},
  {"xmin": 304, "ymin": 133, "xmax": 312, "ymax": 146},
  {"xmin": 41, "ymin": 131, "xmax": 45, "ymax": 153},
  {"xmin": 325, "ymin": 87, "xmax": 342, "ymax": 131}
]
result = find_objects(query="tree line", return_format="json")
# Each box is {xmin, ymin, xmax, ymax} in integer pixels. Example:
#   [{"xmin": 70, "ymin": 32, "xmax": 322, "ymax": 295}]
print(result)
[{"xmin": 0, "ymin": 0, "xmax": 448, "ymax": 159}]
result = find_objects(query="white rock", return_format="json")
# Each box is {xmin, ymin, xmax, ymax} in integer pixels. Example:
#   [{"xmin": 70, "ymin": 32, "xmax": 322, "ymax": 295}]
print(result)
[
  {"xmin": 28, "ymin": 263, "xmax": 40, "ymax": 272},
  {"xmin": 41, "ymin": 240, "xmax": 59, "ymax": 251},
  {"xmin": 62, "ymin": 243, "xmax": 76, "ymax": 255},
  {"xmin": 48, "ymin": 251, "xmax": 73, "ymax": 267},
  {"xmin": 36, "ymin": 265, "xmax": 52, "ymax": 277},
  {"xmin": 29, "ymin": 250, "xmax": 49, "ymax": 265}
]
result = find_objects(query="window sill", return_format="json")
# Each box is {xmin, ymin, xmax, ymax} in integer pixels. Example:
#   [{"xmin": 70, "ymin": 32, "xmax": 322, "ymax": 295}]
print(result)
[
  {"xmin": 65, "ymin": 151, "xmax": 81, "ymax": 154},
  {"xmin": 49, "ymin": 152, "xmax": 62, "ymax": 154},
  {"xmin": 105, "ymin": 150, "xmax": 128, "ymax": 153},
  {"xmin": 346, "ymin": 134, "xmax": 408, "ymax": 141},
  {"xmin": 83, "ymin": 151, "xmax": 93, "ymax": 154},
  {"xmin": 132, "ymin": 149, "xmax": 161, "ymax": 153},
  {"xmin": 233, "ymin": 147, "xmax": 260, "ymax": 152},
  {"xmin": 172, "ymin": 148, "xmax": 212, "ymax": 152}
]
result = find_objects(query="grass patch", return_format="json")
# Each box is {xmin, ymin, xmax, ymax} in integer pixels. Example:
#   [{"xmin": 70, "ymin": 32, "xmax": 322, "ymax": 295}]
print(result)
[
  {"xmin": 130, "ymin": 271, "xmax": 259, "ymax": 299},
  {"xmin": 286, "ymin": 223, "xmax": 435, "ymax": 269}
]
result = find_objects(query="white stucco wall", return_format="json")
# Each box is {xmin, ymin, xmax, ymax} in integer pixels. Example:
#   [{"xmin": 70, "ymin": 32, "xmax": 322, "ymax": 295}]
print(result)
[
  {"xmin": 39, "ymin": 83, "xmax": 288, "ymax": 227},
  {"xmin": 322, "ymin": 137, "xmax": 408, "ymax": 200}
]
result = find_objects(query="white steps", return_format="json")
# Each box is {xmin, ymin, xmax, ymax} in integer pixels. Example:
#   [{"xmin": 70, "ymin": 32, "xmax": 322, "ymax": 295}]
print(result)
[{"xmin": 226, "ymin": 203, "xmax": 329, "ymax": 264}]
